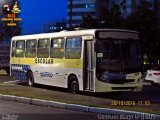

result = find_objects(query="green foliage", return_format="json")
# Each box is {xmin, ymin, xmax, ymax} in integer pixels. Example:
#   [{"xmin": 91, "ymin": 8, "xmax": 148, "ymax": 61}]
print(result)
[
  {"xmin": 80, "ymin": 13, "xmax": 97, "ymax": 28},
  {"xmin": 80, "ymin": 2, "xmax": 126, "ymax": 29},
  {"xmin": 126, "ymin": 1, "xmax": 159, "ymax": 66}
]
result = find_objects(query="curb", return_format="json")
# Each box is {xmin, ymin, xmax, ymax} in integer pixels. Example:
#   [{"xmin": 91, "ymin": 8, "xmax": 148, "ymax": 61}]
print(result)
[
  {"xmin": 16, "ymin": 96, "xmax": 31, "ymax": 104},
  {"xmin": 46, "ymin": 100, "xmax": 67, "ymax": 109},
  {"xmin": 67, "ymin": 104, "xmax": 88, "ymax": 112},
  {"xmin": 1, "ymin": 94, "xmax": 16, "ymax": 101},
  {"xmin": 0, "ymin": 94, "xmax": 160, "ymax": 119},
  {"xmin": 31, "ymin": 99, "xmax": 50, "ymax": 107}
]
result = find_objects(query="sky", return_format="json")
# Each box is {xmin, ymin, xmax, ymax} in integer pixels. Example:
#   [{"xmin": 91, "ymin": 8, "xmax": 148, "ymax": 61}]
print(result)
[{"xmin": 19, "ymin": 0, "xmax": 67, "ymax": 35}]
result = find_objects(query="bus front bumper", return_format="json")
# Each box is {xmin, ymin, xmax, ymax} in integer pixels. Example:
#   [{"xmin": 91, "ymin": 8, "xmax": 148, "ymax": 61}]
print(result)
[{"xmin": 95, "ymin": 80, "xmax": 143, "ymax": 92}]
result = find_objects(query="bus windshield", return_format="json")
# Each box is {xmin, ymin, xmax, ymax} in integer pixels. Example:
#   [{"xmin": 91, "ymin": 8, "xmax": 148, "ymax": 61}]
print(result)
[{"xmin": 96, "ymin": 39, "xmax": 142, "ymax": 74}]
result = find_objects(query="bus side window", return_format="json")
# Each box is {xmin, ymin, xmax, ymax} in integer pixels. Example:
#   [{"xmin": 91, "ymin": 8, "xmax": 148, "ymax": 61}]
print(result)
[
  {"xmin": 65, "ymin": 37, "xmax": 82, "ymax": 59},
  {"xmin": 15, "ymin": 41, "xmax": 25, "ymax": 57},
  {"xmin": 50, "ymin": 38, "xmax": 64, "ymax": 58},
  {"xmin": 26, "ymin": 40, "xmax": 37, "ymax": 58},
  {"xmin": 37, "ymin": 39, "xmax": 49, "ymax": 58},
  {"xmin": 11, "ymin": 41, "xmax": 15, "ymax": 57}
]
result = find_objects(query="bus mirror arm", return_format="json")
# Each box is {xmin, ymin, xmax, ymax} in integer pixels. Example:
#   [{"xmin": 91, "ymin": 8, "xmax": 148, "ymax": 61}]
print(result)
[
  {"xmin": 94, "ymin": 43, "xmax": 97, "ymax": 51},
  {"xmin": 94, "ymin": 38, "xmax": 97, "ymax": 51}
]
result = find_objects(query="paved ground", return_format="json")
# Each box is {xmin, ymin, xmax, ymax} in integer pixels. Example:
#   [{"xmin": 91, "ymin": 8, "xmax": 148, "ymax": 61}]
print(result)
[
  {"xmin": 0, "ymin": 100, "xmax": 97, "ymax": 120},
  {"xmin": 0, "ymin": 70, "xmax": 160, "ymax": 115},
  {"xmin": 0, "ymin": 70, "xmax": 12, "ymax": 83}
]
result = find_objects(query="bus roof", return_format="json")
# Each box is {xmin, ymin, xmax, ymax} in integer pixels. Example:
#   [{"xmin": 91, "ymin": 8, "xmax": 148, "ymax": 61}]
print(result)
[{"xmin": 12, "ymin": 29, "xmax": 138, "ymax": 41}]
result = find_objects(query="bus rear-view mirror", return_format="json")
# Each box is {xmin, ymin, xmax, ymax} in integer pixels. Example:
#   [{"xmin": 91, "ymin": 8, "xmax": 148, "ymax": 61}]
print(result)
[{"xmin": 97, "ymin": 53, "xmax": 103, "ymax": 58}]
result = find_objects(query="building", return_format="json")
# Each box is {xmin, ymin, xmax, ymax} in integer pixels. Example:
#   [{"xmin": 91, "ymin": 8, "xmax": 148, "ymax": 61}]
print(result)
[
  {"xmin": 67, "ymin": 0, "xmax": 137, "ymax": 28},
  {"xmin": 67, "ymin": 0, "xmax": 97, "ymax": 28},
  {"xmin": 109, "ymin": 0, "xmax": 142, "ymax": 17},
  {"xmin": 67, "ymin": 0, "xmax": 160, "ymax": 29},
  {"xmin": 67, "ymin": 0, "xmax": 95, "ymax": 28},
  {"xmin": 43, "ymin": 19, "xmax": 66, "ymax": 33},
  {"xmin": 67, "ymin": 0, "xmax": 142, "ymax": 28}
]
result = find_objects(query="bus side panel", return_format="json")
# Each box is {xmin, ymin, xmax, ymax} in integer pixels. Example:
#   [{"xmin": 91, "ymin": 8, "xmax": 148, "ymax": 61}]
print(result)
[
  {"xmin": 63, "ymin": 59, "xmax": 83, "ymax": 91},
  {"xmin": 11, "ymin": 64, "xmax": 30, "ymax": 83},
  {"xmin": 10, "ymin": 58, "xmax": 34, "ymax": 83}
]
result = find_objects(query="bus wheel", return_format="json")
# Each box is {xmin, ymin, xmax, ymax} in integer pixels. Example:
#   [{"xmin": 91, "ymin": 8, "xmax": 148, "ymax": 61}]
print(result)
[
  {"xmin": 68, "ymin": 76, "xmax": 79, "ymax": 93},
  {"xmin": 27, "ymin": 72, "xmax": 35, "ymax": 87},
  {"xmin": 151, "ymin": 82, "xmax": 159, "ymax": 86}
]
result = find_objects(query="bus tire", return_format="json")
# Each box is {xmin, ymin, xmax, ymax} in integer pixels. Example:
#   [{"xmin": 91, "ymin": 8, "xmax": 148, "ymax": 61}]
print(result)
[
  {"xmin": 151, "ymin": 82, "xmax": 159, "ymax": 86},
  {"xmin": 27, "ymin": 72, "xmax": 35, "ymax": 87},
  {"xmin": 68, "ymin": 76, "xmax": 79, "ymax": 93}
]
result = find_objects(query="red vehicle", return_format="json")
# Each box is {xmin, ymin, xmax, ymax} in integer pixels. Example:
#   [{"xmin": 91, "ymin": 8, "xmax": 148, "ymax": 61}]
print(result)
[{"xmin": 0, "ymin": 45, "xmax": 10, "ymax": 74}]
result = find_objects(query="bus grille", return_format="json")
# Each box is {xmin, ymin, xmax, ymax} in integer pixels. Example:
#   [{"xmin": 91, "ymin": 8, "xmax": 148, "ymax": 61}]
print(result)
[
  {"xmin": 108, "ymin": 79, "xmax": 135, "ymax": 84},
  {"xmin": 112, "ymin": 87, "xmax": 135, "ymax": 90}
]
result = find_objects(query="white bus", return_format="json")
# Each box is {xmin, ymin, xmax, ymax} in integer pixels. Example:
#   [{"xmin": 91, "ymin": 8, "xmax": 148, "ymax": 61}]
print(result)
[{"xmin": 10, "ymin": 29, "xmax": 143, "ymax": 93}]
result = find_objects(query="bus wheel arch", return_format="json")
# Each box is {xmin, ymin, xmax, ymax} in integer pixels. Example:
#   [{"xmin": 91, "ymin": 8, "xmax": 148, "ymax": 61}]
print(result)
[
  {"xmin": 67, "ymin": 74, "xmax": 79, "ymax": 93},
  {"xmin": 5, "ymin": 68, "xmax": 10, "ymax": 75},
  {"xmin": 27, "ymin": 70, "xmax": 35, "ymax": 87}
]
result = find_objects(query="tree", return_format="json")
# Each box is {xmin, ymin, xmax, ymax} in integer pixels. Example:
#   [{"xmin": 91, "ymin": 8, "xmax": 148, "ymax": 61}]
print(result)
[
  {"xmin": 126, "ymin": 1, "xmax": 159, "ymax": 66},
  {"xmin": 97, "ymin": 4, "xmax": 125, "ymax": 28},
  {"xmin": 80, "ymin": 13, "xmax": 97, "ymax": 28},
  {"xmin": 80, "ymin": 1, "xmax": 126, "ymax": 29}
]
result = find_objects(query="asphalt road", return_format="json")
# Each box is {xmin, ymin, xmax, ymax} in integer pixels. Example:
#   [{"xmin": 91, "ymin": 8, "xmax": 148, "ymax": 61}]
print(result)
[{"xmin": 0, "ymin": 100, "xmax": 98, "ymax": 120}]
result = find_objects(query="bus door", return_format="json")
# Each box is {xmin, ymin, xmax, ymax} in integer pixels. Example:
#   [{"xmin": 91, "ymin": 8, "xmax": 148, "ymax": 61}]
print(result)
[{"xmin": 84, "ymin": 40, "xmax": 95, "ymax": 91}]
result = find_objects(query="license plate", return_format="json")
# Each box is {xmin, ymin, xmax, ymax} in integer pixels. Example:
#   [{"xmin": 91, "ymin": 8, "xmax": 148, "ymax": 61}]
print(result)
[{"xmin": 149, "ymin": 74, "xmax": 152, "ymax": 76}]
